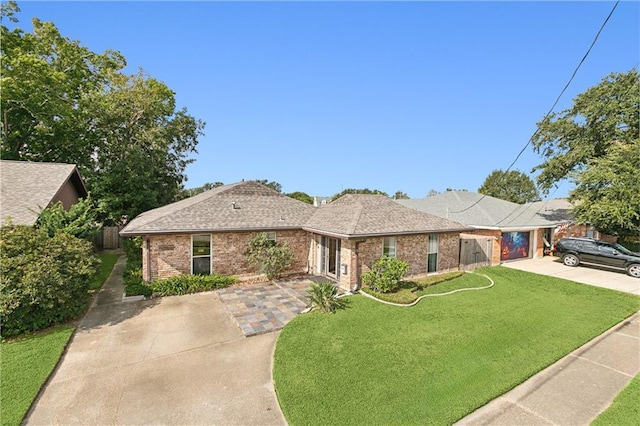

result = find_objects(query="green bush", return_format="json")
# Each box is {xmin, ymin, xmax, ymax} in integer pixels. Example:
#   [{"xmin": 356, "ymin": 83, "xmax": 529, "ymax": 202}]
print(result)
[
  {"xmin": 34, "ymin": 197, "xmax": 101, "ymax": 240},
  {"xmin": 361, "ymin": 255, "xmax": 410, "ymax": 293},
  {"xmin": 0, "ymin": 226, "xmax": 99, "ymax": 338},
  {"xmin": 245, "ymin": 233, "xmax": 294, "ymax": 280},
  {"xmin": 151, "ymin": 274, "xmax": 237, "ymax": 296},
  {"xmin": 306, "ymin": 281, "xmax": 348, "ymax": 313}
]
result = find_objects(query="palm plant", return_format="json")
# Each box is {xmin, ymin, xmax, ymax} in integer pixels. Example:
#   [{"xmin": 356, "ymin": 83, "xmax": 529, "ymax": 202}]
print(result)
[{"xmin": 306, "ymin": 281, "xmax": 348, "ymax": 313}]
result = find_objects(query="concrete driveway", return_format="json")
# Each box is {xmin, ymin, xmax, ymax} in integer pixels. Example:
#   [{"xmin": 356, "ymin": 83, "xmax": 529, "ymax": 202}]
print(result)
[
  {"xmin": 502, "ymin": 256, "xmax": 640, "ymax": 295},
  {"xmin": 26, "ymin": 257, "xmax": 287, "ymax": 425}
]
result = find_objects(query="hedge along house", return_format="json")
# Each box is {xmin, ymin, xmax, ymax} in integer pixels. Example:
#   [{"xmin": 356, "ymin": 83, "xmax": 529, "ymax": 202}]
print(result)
[
  {"xmin": 398, "ymin": 191, "xmax": 574, "ymax": 267},
  {"xmin": 120, "ymin": 181, "xmax": 472, "ymax": 290},
  {"xmin": 302, "ymin": 194, "xmax": 472, "ymax": 291},
  {"xmin": 119, "ymin": 181, "xmax": 316, "ymax": 282}
]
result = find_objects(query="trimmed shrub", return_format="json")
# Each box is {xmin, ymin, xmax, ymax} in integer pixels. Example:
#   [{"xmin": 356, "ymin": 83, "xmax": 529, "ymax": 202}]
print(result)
[
  {"xmin": 0, "ymin": 226, "xmax": 99, "ymax": 338},
  {"xmin": 151, "ymin": 274, "xmax": 238, "ymax": 296},
  {"xmin": 34, "ymin": 197, "xmax": 101, "ymax": 240},
  {"xmin": 306, "ymin": 281, "xmax": 348, "ymax": 313},
  {"xmin": 245, "ymin": 233, "xmax": 294, "ymax": 280},
  {"xmin": 361, "ymin": 255, "xmax": 410, "ymax": 293}
]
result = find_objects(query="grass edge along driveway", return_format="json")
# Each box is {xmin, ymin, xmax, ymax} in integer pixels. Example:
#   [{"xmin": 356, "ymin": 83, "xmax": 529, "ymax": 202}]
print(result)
[{"xmin": 273, "ymin": 266, "xmax": 640, "ymax": 426}]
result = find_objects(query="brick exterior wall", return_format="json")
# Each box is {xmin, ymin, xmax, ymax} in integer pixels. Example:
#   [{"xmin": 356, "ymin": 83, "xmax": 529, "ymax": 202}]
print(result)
[{"xmin": 143, "ymin": 230, "xmax": 311, "ymax": 282}]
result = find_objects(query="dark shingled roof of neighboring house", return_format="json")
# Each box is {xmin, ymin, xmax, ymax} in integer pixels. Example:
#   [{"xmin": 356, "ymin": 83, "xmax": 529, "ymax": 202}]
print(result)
[
  {"xmin": 397, "ymin": 191, "xmax": 573, "ymax": 231},
  {"xmin": 0, "ymin": 160, "xmax": 88, "ymax": 226},
  {"xmin": 304, "ymin": 194, "xmax": 471, "ymax": 238},
  {"xmin": 120, "ymin": 181, "xmax": 317, "ymax": 236}
]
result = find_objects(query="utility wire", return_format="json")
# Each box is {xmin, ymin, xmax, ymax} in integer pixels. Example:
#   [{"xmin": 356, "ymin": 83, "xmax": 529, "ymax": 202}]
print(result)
[{"xmin": 449, "ymin": 1, "xmax": 620, "ymax": 216}]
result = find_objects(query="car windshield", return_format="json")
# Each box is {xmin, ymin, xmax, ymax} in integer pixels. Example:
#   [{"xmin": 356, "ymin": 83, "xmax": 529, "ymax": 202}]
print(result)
[{"xmin": 612, "ymin": 243, "xmax": 636, "ymax": 256}]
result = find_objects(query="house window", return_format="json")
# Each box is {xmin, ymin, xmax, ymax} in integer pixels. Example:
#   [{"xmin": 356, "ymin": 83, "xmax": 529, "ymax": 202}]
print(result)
[
  {"xmin": 266, "ymin": 232, "xmax": 276, "ymax": 242},
  {"xmin": 192, "ymin": 234, "xmax": 211, "ymax": 275},
  {"xmin": 383, "ymin": 236, "xmax": 397, "ymax": 258},
  {"xmin": 428, "ymin": 234, "xmax": 438, "ymax": 273}
]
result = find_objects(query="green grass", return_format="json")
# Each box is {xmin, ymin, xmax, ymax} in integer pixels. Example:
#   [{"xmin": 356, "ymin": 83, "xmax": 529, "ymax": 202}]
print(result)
[
  {"xmin": 88, "ymin": 253, "xmax": 120, "ymax": 291},
  {"xmin": 362, "ymin": 271, "xmax": 483, "ymax": 304},
  {"xmin": 0, "ymin": 326, "xmax": 74, "ymax": 426},
  {"xmin": 591, "ymin": 374, "xmax": 640, "ymax": 426},
  {"xmin": 274, "ymin": 266, "xmax": 640, "ymax": 426}
]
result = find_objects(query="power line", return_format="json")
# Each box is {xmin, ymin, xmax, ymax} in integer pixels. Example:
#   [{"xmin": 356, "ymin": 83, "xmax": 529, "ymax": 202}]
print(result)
[{"xmin": 449, "ymin": 1, "xmax": 620, "ymax": 216}]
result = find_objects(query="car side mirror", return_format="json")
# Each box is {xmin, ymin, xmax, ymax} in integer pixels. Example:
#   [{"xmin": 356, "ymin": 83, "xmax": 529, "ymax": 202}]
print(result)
[{"xmin": 612, "ymin": 250, "xmax": 619, "ymax": 255}]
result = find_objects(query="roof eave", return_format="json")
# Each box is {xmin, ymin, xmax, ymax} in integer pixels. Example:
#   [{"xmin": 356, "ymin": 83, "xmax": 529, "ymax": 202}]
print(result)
[{"xmin": 120, "ymin": 225, "xmax": 307, "ymax": 237}]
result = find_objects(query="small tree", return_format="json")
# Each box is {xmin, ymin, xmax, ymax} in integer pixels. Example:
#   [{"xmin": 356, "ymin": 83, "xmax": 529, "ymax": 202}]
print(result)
[
  {"xmin": 245, "ymin": 233, "xmax": 294, "ymax": 280},
  {"xmin": 34, "ymin": 197, "xmax": 101, "ymax": 240},
  {"xmin": 361, "ymin": 256, "xmax": 409, "ymax": 293},
  {"xmin": 478, "ymin": 170, "xmax": 540, "ymax": 204}
]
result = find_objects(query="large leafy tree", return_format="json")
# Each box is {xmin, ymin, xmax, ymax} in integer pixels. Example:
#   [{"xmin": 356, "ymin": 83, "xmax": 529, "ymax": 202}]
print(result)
[
  {"xmin": 331, "ymin": 188, "xmax": 388, "ymax": 201},
  {"xmin": 531, "ymin": 70, "xmax": 639, "ymax": 236},
  {"xmin": 286, "ymin": 191, "xmax": 313, "ymax": 204},
  {"xmin": 0, "ymin": 3, "xmax": 204, "ymax": 224},
  {"xmin": 478, "ymin": 169, "xmax": 540, "ymax": 204}
]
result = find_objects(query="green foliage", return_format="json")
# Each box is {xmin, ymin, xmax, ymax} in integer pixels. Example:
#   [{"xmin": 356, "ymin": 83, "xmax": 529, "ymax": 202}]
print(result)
[
  {"xmin": 122, "ymin": 237, "xmax": 146, "ymax": 296},
  {"xmin": 393, "ymin": 191, "xmax": 409, "ymax": 199},
  {"xmin": 570, "ymin": 139, "xmax": 640, "ymax": 237},
  {"xmin": 478, "ymin": 169, "xmax": 540, "ymax": 204},
  {"xmin": 274, "ymin": 267, "xmax": 640, "ymax": 425},
  {"xmin": 532, "ymin": 70, "xmax": 639, "ymax": 236},
  {"xmin": 1, "ymin": 10, "xmax": 204, "ymax": 225},
  {"xmin": 1, "ymin": 325, "xmax": 74, "ymax": 426},
  {"xmin": 362, "ymin": 270, "xmax": 467, "ymax": 304},
  {"xmin": 34, "ymin": 197, "xmax": 101, "ymax": 240},
  {"xmin": 123, "ymin": 237, "xmax": 142, "ymax": 265},
  {"xmin": 88, "ymin": 253, "xmax": 120, "ymax": 291},
  {"xmin": 360, "ymin": 255, "xmax": 410, "ymax": 293},
  {"xmin": 331, "ymin": 188, "xmax": 388, "ymax": 201},
  {"xmin": 181, "ymin": 181, "xmax": 224, "ymax": 198},
  {"xmin": 286, "ymin": 191, "xmax": 313, "ymax": 204},
  {"xmin": 592, "ymin": 375, "xmax": 640, "ymax": 426},
  {"xmin": 150, "ymin": 274, "xmax": 237, "ymax": 296},
  {"xmin": 0, "ymin": 226, "xmax": 99, "ymax": 338},
  {"xmin": 306, "ymin": 281, "xmax": 347, "ymax": 313},
  {"xmin": 245, "ymin": 233, "xmax": 294, "ymax": 280},
  {"xmin": 253, "ymin": 179, "xmax": 282, "ymax": 193}
]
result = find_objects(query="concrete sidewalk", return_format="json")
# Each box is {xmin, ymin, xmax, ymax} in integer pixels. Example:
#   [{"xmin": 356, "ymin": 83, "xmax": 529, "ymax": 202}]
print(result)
[{"xmin": 457, "ymin": 311, "xmax": 640, "ymax": 425}]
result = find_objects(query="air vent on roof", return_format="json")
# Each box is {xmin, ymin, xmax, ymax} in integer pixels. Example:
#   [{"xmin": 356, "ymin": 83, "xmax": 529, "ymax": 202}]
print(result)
[{"xmin": 231, "ymin": 202, "xmax": 240, "ymax": 210}]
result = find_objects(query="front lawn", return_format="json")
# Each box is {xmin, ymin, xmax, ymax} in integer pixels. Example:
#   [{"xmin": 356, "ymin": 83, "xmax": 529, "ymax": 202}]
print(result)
[
  {"xmin": 0, "ymin": 326, "xmax": 74, "ymax": 426},
  {"xmin": 274, "ymin": 266, "xmax": 640, "ymax": 425},
  {"xmin": 592, "ymin": 374, "xmax": 640, "ymax": 426}
]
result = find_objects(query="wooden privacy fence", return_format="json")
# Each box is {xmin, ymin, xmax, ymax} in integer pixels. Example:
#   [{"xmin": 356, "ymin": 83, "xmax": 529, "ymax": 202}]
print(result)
[
  {"xmin": 93, "ymin": 226, "xmax": 123, "ymax": 250},
  {"xmin": 460, "ymin": 236, "xmax": 493, "ymax": 271}
]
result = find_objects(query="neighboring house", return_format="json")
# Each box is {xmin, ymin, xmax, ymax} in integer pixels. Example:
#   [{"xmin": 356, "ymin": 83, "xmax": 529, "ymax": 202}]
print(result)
[
  {"xmin": 120, "ymin": 181, "xmax": 471, "ymax": 290},
  {"xmin": 0, "ymin": 160, "xmax": 88, "ymax": 226},
  {"xmin": 313, "ymin": 196, "xmax": 331, "ymax": 207},
  {"xmin": 397, "ymin": 192, "xmax": 578, "ymax": 267}
]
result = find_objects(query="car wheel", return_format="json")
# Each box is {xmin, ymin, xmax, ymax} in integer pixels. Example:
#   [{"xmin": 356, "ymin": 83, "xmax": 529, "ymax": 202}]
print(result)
[
  {"xmin": 627, "ymin": 264, "xmax": 640, "ymax": 278},
  {"xmin": 562, "ymin": 254, "xmax": 580, "ymax": 267}
]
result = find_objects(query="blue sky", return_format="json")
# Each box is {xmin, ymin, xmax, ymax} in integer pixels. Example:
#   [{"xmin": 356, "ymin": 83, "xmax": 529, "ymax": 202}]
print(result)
[{"xmin": 11, "ymin": 1, "xmax": 639, "ymax": 199}]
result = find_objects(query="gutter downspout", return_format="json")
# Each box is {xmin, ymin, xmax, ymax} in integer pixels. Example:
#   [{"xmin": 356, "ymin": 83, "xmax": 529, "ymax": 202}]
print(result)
[{"xmin": 145, "ymin": 236, "xmax": 151, "ymax": 282}]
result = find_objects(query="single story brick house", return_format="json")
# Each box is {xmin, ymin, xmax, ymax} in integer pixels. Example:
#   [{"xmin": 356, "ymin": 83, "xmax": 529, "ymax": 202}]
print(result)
[
  {"xmin": 120, "ymin": 181, "xmax": 471, "ymax": 290},
  {"xmin": 397, "ymin": 191, "xmax": 583, "ymax": 267},
  {"xmin": 0, "ymin": 160, "xmax": 88, "ymax": 226}
]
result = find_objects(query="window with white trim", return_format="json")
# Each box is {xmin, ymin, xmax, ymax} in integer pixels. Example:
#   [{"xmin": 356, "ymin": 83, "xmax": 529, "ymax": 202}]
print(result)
[
  {"xmin": 427, "ymin": 234, "xmax": 438, "ymax": 273},
  {"xmin": 383, "ymin": 236, "xmax": 397, "ymax": 258},
  {"xmin": 192, "ymin": 234, "xmax": 211, "ymax": 275}
]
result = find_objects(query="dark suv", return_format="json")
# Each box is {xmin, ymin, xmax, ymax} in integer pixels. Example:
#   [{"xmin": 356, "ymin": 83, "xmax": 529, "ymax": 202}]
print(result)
[{"xmin": 553, "ymin": 237, "xmax": 640, "ymax": 278}]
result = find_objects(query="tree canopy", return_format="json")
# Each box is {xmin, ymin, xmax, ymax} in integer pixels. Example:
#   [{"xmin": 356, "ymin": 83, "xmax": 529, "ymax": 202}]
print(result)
[
  {"xmin": 0, "ymin": 3, "xmax": 204, "ymax": 224},
  {"xmin": 286, "ymin": 191, "xmax": 314, "ymax": 204},
  {"xmin": 478, "ymin": 169, "xmax": 540, "ymax": 204},
  {"xmin": 331, "ymin": 188, "xmax": 388, "ymax": 201},
  {"xmin": 531, "ymin": 69, "xmax": 639, "ymax": 236}
]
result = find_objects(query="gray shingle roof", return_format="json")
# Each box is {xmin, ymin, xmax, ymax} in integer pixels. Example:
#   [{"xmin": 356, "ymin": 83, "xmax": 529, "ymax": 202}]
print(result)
[
  {"xmin": 0, "ymin": 160, "xmax": 87, "ymax": 226},
  {"xmin": 120, "ymin": 181, "xmax": 317, "ymax": 235},
  {"xmin": 397, "ymin": 191, "xmax": 574, "ymax": 230},
  {"xmin": 304, "ymin": 194, "xmax": 471, "ymax": 238}
]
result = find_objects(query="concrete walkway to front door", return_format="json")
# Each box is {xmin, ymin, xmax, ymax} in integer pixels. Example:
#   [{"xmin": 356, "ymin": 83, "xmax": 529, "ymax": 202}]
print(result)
[{"xmin": 26, "ymin": 256, "xmax": 287, "ymax": 425}]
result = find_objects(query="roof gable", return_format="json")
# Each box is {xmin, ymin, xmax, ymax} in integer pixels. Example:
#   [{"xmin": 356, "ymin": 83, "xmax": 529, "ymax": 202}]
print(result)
[
  {"xmin": 0, "ymin": 160, "xmax": 87, "ymax": 226},
  {"xmin": 398, "ymin": 191, "xmax": 573, "ymax": 229},
  {"xmin": 304, "ymin": 194, "xmax": 470, "ymax": 237},
  {"xmin": 120, "ymin": 181, "xmax": 317, "ymax": 235}
]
